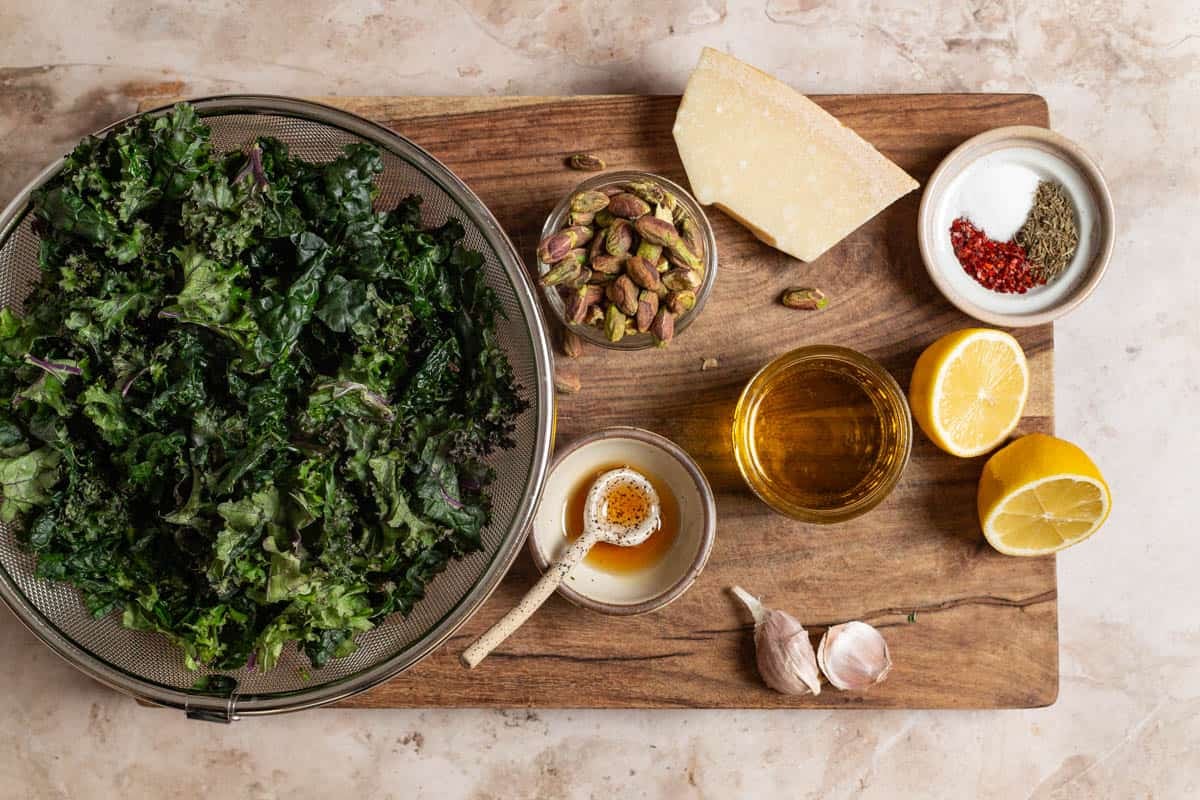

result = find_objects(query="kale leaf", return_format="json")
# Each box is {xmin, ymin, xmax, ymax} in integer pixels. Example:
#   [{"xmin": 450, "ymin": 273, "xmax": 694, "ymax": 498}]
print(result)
[{"xmin": 2, "ymin": 103, "xmax": 525, "ymax": 673}]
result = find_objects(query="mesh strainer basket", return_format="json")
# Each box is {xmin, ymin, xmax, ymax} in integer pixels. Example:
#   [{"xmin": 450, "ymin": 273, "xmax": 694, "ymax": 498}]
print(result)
[{"xmin": 0, "ymin": 96, "xmax": 554, "ymax": 720}]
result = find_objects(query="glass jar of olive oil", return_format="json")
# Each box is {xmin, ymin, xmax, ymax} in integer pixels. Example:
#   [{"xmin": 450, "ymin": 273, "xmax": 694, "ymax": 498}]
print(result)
[{"xmin": 732, "ymin": 345, "xmax": 912, "ymax": 523}]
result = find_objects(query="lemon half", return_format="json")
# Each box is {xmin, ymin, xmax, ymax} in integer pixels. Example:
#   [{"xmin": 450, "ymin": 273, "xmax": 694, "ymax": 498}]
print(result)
[
  {"xmin": 909, "ymin": 328, "xmax": 1029, "ymax": 457},
  {"xmin": 977, "ymin": 434, "xmax": 1111, "ymax": 556}
]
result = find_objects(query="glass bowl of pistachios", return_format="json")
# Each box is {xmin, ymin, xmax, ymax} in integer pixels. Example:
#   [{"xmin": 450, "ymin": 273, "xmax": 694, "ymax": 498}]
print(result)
[{"xmin": 536, "ymin": 171, "xmax": 717, "ymax": 350}]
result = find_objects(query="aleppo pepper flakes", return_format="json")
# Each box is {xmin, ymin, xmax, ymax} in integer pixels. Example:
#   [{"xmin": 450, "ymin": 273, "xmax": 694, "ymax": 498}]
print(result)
[{"xmin": 950, "ymin": 217, "xmax": 1044, "ymax": 294}]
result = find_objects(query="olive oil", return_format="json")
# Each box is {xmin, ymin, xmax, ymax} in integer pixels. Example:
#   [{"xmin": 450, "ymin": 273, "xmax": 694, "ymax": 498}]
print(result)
[
  {"xmin": 562, "ymin": 464, "xmax": 679, "ymax": 573},
  {"xmin": 732, "ymin": 346, "xmax": 911, "ymax": 522}
]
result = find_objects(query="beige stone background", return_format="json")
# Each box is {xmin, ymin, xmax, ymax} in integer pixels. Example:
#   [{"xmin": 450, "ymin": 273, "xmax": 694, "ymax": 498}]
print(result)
[{"xmin": 1, "ymin": 1, "xmax": 1197, "ymax": 797}]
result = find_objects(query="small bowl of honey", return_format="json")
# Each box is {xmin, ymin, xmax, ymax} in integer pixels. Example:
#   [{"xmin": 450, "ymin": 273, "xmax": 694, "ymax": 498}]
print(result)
[
  {"xmin": 528, "ymin": 427, "xmax": 717, "ymax": 615},
  {"xmin": 732, "ymin": 345, "xmax": 913, "ymax": 523}
]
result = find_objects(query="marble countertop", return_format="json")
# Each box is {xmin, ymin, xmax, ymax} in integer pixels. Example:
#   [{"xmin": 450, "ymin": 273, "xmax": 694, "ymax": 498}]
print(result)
[{"xmin": 2, "ymin": 1, "xmax": 1197, "ymax": 797}]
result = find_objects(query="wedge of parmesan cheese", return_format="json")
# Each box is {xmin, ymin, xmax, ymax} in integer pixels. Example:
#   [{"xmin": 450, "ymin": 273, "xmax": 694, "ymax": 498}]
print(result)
[{"xmin": 672, "ymin": 48, "xmax": 918, "ymax": 262}]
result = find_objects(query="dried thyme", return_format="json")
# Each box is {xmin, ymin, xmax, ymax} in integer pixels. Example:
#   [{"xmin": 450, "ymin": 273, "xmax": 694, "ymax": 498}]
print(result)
[{"xmin": 1016, "ymin": 181, "xmax": 1078, "ymax": 282}]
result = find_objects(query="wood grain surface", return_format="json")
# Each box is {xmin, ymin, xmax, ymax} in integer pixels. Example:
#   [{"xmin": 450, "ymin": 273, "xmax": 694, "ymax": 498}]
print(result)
[{"xmin": 143, "ymin": 94, "xmax": 1058, "ymax": 708}]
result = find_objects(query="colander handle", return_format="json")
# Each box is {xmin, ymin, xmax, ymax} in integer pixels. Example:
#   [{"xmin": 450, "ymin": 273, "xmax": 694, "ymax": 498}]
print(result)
[{"xmin": 461, "ymin": 526, "xmax": 602, "ymax": 668}]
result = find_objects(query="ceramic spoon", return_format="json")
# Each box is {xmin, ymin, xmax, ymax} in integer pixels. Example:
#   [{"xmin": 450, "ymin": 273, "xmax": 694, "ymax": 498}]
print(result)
[{"xmin": 461, "ymin": 467, "xmax": 661, "ymax": 668}]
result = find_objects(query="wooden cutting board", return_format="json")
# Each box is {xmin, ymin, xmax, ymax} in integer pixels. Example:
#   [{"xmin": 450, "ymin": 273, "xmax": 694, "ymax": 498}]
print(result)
[{"xmin": 142, "ymin": 94, "xmax": 1057, "ymax": 708}]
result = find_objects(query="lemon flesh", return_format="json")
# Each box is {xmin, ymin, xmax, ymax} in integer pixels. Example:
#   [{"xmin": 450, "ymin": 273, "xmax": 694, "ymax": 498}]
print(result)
[
  {"xmin": 977, "ymin": 433, "xmax": 1111, "ymax": 556},
  {"xmin": 910, "ymin": 328, "xmax": 1029, "ymax": 457}
]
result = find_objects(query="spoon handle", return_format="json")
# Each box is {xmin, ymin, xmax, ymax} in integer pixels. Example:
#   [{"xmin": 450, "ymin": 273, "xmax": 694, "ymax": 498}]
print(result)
[{"xmin": 462, "ymin": 528, "xmax": 601, "ymax": 669}]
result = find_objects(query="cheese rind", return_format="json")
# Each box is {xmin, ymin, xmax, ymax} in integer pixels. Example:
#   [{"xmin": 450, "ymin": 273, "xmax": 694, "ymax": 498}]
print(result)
[{"xmin": 672, "ymin": 48, "xmax": 919, "ymax": 262}]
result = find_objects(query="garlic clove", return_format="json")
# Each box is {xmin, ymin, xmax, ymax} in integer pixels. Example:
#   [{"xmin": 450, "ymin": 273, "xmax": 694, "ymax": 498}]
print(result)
[
  {"xmin": 731, "ymin": 586, "xmax": 822, "ymax": 696},
  {"xmin": 758, "ymin": 608, "xmax": 823, "ymax": 697},
  {"xmin": 816, "ymin": 621, "xmax": 892, "ymax": 691}
]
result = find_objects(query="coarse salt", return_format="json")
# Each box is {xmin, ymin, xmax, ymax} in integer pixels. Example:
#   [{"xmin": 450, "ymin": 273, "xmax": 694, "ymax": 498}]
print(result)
[{"xmin": 957, "ymin": 163, "xmax": 1040, "ymax": 241}]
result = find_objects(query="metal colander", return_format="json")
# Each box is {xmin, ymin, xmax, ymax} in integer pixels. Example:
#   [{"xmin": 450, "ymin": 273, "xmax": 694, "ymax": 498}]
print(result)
[{"xmin": 0, "ymin": 96, "xmax": 554, "ymax": 720}]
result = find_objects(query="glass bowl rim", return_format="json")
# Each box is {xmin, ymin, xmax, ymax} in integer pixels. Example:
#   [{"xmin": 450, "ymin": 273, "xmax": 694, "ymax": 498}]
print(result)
[
  {"xmin": 732, "ymin": 344, "xmax": 913, "ymax": 524},
  {"xmin": 536, "ymin": 170, "xmax": 718, "ymax": 351}
]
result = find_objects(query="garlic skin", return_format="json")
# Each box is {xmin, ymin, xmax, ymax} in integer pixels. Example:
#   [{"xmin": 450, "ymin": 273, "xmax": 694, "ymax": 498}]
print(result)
[
  {"xmin": 731, "ymin": 586, "xmax": 821, "ymax": 696},
  {"xmin": 816, "ymin": 621, "xmax": 892, "ymax": 691}
]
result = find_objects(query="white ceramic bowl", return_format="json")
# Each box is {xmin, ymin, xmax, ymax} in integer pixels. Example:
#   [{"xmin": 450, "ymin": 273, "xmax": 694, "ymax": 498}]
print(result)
[
  {"xmin": 528, "ymin": 427, "xmax": 716, "ymax": 615},
  {"xmin": 917, "ymin": 126, "xmax": 1114, "ymax": 327}
]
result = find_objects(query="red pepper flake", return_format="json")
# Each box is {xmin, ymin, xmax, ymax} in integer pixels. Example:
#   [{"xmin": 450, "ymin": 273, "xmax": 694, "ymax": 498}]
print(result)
[{"xmin": 949, "ymin": 217, "xmax": 1045, "ymax": 294}]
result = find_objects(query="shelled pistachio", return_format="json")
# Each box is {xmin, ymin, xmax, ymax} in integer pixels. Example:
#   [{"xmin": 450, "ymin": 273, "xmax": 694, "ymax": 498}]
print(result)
[
  {"xmin": 650, "ymin": 308, "xmax": 675, "ymax": 346},
  {"xmin": 590, "ymin": 254, "xmax": 622, "ymax": 274},
  {"xmin": 607, "ymin": 275, "xmax": 640, "ymax": 316},
  {"xmin": 636, "ymin": 240, "xmax": 663, "ymax": 263},
  {"xmin": 539, "ymin": 256, "xmax": 582, "ymax": 288},
  {"xmin": 625, "ymin": 179, "xmax": 672, "ymax": 208},
  {"xmin": 679, "ymin": 218, "xmax": 705, "ymax": 258},
  {"xmin": 604, "ymin": 304, "xmax": 627, "ymax": 343},
  {"xmin": 568, "ymin": 153, "xmax": 606, "ymax": 171},
  {"xmin": 561, "ymin": 328, "xmax": 584, "ymax": 358},
  {"xmin": 570, "ymin": 191, "xmax": 609, "ymax": 215},
  {"xmin": 608, "ymin": 193, "xmax": 652, "ymax": 219},
  {"xmin": 554, "ymin": 367, "xmax": 581, "ymax": 394},
  {"xmin": 634, "ymin": 216, "xmax": 702, "ymax": 270},
  {"xmin": 780, "ymin": 287, "xmax": 828, "ymax": 310},
  {"xmin": 635, "ymin": 289, "xmax": 659, "ymax": 333},
  {"xmin": 564, "ymin": 290, "xmax": 588, "ymax": 325},
  {"xmin": 605, "ymin": 219, "xmax": 635, "ymax": 256},
  {"xmin": 625, "ymin": 255, "xmax": 662, "ymax": 292},
  {"xmin": 538, "ymin": 226, "xmax": 590, "ymax": 263},
  {"xmin": 662, "ymin": 267, "xmax": 701, "ymax": 292}
]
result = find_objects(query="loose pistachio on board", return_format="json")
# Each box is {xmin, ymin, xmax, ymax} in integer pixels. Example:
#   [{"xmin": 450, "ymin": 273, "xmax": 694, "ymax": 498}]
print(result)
[
  {"xmin": 554, "ymin": 366, "xmax": 581, "ymax": 395},
  {"xmin": 567, "ymin": 153, "xmax": 606, "ymax": 171},
  {"xmin": 780, "ymin": 287, "xmax": 828, "ymax": 311}
]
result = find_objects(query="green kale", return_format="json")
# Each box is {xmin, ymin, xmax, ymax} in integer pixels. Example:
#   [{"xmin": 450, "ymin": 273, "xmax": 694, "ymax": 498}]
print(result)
[{"xmin": 3, "ymin": 103, "xmax": 525, "ymax": 673}]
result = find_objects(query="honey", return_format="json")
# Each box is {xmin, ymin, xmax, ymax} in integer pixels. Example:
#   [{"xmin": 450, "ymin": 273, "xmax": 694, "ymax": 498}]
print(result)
[
  {"xmin": 562, "ymin": 465, "xmax": 679, "ymax": 573},
  {"xmin": 732, "ymin": 346, "xmax": 912, "ymax": 523},
  {"xmin": 598, "ymin": 479, "xmax": 655, "ymax": 529}
]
